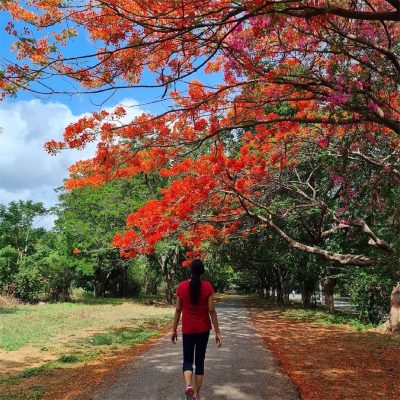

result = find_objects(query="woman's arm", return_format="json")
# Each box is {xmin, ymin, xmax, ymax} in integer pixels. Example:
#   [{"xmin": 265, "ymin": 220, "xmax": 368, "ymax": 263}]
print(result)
[
  {"xmin": 171, "ymin": 296, "xmax": 182, "ymax": 344},
  {"xmin": 208, "ymin": 295, "xmax": 222, "ymax": 347}
]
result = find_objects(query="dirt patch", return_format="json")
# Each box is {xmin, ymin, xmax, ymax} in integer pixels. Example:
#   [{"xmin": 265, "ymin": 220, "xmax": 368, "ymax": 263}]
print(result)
[
  {"xmin": 0, "ymin": 295, "xmax": 20, "ymax": 308},
  {"xmin": 0, "ymin": 347, "xmax": 58, "ymax": 375},
  {"xmin": 247, "ymin": 300, "xmax": 400, "ymax": 400}
]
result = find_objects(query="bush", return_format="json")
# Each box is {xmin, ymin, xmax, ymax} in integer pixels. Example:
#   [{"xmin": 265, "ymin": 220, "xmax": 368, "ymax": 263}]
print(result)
[
  {"xmin": 41, "ymin": 257, "xmax": 74, "ymax": 301},
  {"xmin": 0, "ymin": 245, "xmax": 19, "ymax": 291},
  {"xmin": 14, "ymin": 266, "xmax": 44, "ymax": 303},
  {"xmin": 346, "ymin": 269, "xmax": 392, "ymax": 325}
]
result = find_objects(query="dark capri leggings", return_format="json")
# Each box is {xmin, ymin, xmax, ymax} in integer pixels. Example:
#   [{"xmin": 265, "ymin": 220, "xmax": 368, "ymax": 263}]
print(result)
[{"xmin": 182, "ymin": 331, "xmax": 210, "ymax": 375}]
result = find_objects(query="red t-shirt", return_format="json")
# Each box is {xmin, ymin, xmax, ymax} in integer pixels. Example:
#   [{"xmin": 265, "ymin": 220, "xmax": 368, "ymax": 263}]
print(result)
[{"xmin": 176, "ymin": 279, "xmax": 214, "ymax": 334}]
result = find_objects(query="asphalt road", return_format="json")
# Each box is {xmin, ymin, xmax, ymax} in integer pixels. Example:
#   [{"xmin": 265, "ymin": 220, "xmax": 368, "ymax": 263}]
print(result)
[{"xmin": 82, "ymin": 295, "xmax": 299, "ymax": 400}]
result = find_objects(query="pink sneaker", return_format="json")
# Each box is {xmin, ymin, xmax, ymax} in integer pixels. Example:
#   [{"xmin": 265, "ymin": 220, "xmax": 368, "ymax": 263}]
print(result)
[{"xmin": 185, "ymin": 385, "xmax": 194, "ymax": 399}]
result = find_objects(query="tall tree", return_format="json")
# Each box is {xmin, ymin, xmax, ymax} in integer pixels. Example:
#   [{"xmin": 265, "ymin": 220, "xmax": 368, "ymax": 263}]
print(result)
[
  {"xmin": 2, "ymin": 1, "xmax": 400, "ymax": 326},
  {"xmin": 54, "ymin": 176, "xmax": 155, "ymax": 297},
  {"xmin": 0, "ymin": 200, "xmax": 47, "ymax": 263}
]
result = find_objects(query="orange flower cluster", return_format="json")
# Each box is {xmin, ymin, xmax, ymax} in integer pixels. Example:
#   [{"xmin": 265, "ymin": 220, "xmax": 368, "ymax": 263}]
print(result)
[{"xmin": 1, "ymin": 1, "xmax": 399, "ymax": 264}]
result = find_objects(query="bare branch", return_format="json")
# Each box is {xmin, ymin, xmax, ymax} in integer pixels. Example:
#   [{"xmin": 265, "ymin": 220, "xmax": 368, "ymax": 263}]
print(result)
[{"xmin": 264, "ymin": 216, "xmax": 378, "ymax": 267}]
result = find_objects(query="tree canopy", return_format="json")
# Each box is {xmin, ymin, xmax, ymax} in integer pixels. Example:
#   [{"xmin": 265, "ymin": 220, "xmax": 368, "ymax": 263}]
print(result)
[{"xmin": 1, "ymin": 1, "xmax": 399, "ymax": 270}]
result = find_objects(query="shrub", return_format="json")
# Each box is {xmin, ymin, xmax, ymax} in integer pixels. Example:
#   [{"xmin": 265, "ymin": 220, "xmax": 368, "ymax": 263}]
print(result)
[
  {"xmin": 14, "ymin": 266, "xmax": 44, "ymax": 303},
  {"xmin": 346, "ymin": 269, "xmax": 392, "ymax": 325}
]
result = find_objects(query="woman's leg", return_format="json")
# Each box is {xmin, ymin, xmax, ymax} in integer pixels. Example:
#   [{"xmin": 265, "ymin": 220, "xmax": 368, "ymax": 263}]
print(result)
[
  {"xmin": 182, "ymin": 333, "xmax": 195, "ymax": 387},
  {"xmin": 193, "ymin": 331, "xmax": 210, "ymax": 397},
  {"xmin": 194, "ymin": 375, "xmax": 204, "ymax": 398}
]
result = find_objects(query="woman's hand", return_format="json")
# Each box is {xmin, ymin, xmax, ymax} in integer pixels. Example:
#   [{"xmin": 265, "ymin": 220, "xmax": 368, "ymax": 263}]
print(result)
[
  {"xmin": 215, "ymin": 333, "xmax": 222, "ymax": 347},
  {"xmin": 171, "ymin": 330, "xmax": 178, "ymax": 344}
]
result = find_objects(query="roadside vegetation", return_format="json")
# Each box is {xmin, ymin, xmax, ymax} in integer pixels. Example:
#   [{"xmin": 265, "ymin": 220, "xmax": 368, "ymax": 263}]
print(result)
[
  {"xmin": 263, "ymin": 302, "xmax": 375, "ymax": 331},
  {"xmin": 0, "ymin": 291, "xmax": 173, "ymax": 400}
]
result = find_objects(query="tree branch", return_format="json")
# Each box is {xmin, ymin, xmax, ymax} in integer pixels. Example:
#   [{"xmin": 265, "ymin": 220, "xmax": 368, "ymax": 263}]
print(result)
[
  {"xmin": 350, "ymin": 219, "xmax": 395, "ymax": 254},
  {"xmin": 264, "ymin": 216, "xmax": 379, "ymax": 267},
  {"xmin": 281, "ymin": 6, "xmax": 400, "ymax": 21}
]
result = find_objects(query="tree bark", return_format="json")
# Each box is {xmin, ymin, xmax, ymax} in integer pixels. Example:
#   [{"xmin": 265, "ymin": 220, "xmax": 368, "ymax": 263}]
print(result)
[
  {"xmin": 276, "ymin": 285, "xmax": 284, "ymax": 304},
  {"xmin": 265, "ymin": 284, "xmax": 271, "ymax": 301},
  {"xmin": 275, "ymin": 271, "xmax": 284, "ymax": 305},
  {"xmin": 390, "ymin": 283, "xmax": 400, "ymax": 333},
  {"xmin": 301, "ymin": 278, "xmax": 315, "ymax": 307},
  {"xmin": 159, "ymin": 248, "xmax": 178, "ymax": 305},
  {"xmin": 158, "ymin": 255, "xmax": 172, "ymax": 304},
  {"xmin": 281, "ymin": 6, "xmax": 400, "ymax": 22},
  {"xmin": 264, "ymin": 217, "xmax": 379, "ymax": 266},
  {"xmin": 323, "ymin": 278, "xmax": 335, "ymax": 313},
  {"xmin": 145, "ymin": 275, "xmax": 158, "ymax": 295},
  {"xmin": 284, "ymin": 290, "xmax": 290, "ymax": 304},
  {"xmin": 271, "ymin": 286, "xmax": 276, "ymax": 303}
]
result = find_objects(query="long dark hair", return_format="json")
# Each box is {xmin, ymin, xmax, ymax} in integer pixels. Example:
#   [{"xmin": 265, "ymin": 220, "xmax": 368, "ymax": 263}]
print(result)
[{"xmin": 189, "ymin": 259, "xmax": 205, "ymax": 305}]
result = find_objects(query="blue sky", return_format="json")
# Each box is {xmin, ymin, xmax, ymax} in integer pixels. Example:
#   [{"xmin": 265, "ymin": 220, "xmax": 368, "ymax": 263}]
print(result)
[{"xmin": 0, "ymin": 8, "xmax": 222, "ymax": 228}]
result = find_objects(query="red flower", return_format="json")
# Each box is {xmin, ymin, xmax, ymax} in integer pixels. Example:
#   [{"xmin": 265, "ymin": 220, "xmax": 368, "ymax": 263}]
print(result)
[{"xmin": 317, "ymin": 138, "xmax": 329, "ymax": 149}]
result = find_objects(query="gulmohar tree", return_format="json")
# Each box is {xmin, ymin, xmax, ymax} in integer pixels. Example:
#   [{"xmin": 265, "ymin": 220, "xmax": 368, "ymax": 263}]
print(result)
[{"xmin": 1, "ymin": 1, "xmax": 400, "ymax": 329}]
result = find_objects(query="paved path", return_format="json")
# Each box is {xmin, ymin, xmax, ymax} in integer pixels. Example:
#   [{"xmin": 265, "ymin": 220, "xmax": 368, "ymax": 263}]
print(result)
[{"xmin": 82, "ymin": 295, "xmax": 299, "ymax": 400}]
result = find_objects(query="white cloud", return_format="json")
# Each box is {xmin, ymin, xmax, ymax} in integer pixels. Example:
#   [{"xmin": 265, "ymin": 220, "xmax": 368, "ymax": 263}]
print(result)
[{"xmin": 0, "ymin": 98, "xmax": 144, "ymax": 229}]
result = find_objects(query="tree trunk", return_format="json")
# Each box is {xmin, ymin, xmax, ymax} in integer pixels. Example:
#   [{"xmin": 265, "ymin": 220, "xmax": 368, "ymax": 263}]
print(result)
[
  {"xmin": 165, "ymin": 282, "xmax": 174, "ymax": 304},
  {"xmin": 323, "ymin": 278, "xmax": 335, "ymax": 313},
  {"xmin": 271, "ymin": 286, "xmax": 276, "ymax": 302},
  {"xmin": 159, "ymin": 249, "xmax": 178, "ymax": 305},
  {"xmin": 146, "ymin": 278, "xmax": 158, "ymax": 295},
  {"xmin": 274, "ymin": 267, "xmax": 288, "ymax": 305},
  {"xmin": 93, "ymin": 270, "xmax": 103, "ymax": 298},
  {"xmin": 283, "ymin": 278, "xmax": 290, "ymax": 304},
  {"xmin": 93, "ymin": 269, "xmax": 112, "ymax": 298},
  {"xmin": 301, "ymin": 288, "xmax": 311, "ymax": 307},
  {"xmin": 59, "ymin": 285, "xmax": 70, "ymax": 302},
  {"xmin": 275, "ymin": 279, "xmax": 284, "ymax": 304},
  {"xmin": 319, "ymin": 281, "xmax": 324, "ymax": 303},
  {"xmin": 301, "ymin": 278, "xmax": 315, "ymax": 307},
  {"xmin": 390, "ymin": 283, "xmax": 400, "ymax": 333},
  {"xmin": 265, "ymin": 284, "xmax": 271, "ymax": 301}
]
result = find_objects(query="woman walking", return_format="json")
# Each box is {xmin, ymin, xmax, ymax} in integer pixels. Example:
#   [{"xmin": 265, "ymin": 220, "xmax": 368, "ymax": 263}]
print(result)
[{"xmin": 171, "ymin": 259, "xmax": 222, "ymax": 400}]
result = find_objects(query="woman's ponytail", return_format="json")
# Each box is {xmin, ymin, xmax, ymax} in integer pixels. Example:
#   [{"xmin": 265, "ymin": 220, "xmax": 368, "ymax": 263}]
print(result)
[{"xmin": 189, "ymin": 259, "xmax": 205, "ymax": 305}]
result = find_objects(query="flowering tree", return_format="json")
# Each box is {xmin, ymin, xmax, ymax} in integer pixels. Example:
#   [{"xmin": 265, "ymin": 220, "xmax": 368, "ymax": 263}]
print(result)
[{"xmin": 1, "ymin": 1, "xmax": 400, "ymax": 326}]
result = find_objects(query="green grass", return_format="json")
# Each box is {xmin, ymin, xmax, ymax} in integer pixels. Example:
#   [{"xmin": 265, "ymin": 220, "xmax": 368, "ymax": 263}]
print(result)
[
  {"xmin": 279, "ymin": 306, "xmax": 375, "ymax": 330},
  {"xmin": 0, "ymin": 361, "xmax": 53, "ymax": 388},
  {"xmin": 250, "ymin": 295, "xmax": 375, "ymax": 331},
  {"xmin": 0, "ymin": 376, "xmax": 22, "ymax": 385},
  {"xmin": 58, "ymin": 354, "xmax": 81, "ymax": 363},
  {"xmin": 0, "ymin": 386, "xmax": 44, "ymax": 400},
  {"xmin": 88, "ymin": 326, "xmax": 157, "ymax": 346},
  {"xmin": 0, "ymin": 297, "xmax": 173, "ymax": 400},
  {"xmin": 0, "ymin": 326, "xmax": 164, "ymax": 392},
  {"xmin": 0, "ymin": 318, "xmax": 171, "ymax": 400},
  {"xmin": 0, "ymin": 318, "xmax": 171, "ymax": 385},
  {"xmin": 0, "ymin": 298, "xmax": 173, "ymax": 351}
]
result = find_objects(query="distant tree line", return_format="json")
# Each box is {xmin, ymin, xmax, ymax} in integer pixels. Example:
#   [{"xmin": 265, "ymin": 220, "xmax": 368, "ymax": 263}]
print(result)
[{"xmin": 0, "ymin": 172, "xmax": 397, "ymax": 328}]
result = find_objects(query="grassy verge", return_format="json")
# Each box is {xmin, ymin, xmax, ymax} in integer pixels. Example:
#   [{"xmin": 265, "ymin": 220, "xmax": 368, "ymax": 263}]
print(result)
[
  {"xmin": 0, "ymin": 386, "xmax": 44, "ymax": 400},
  {"xmin": 277, "ymin": 305, "xmax": 375, "ymax": 330},
  {"xmin": 247, "ymin": 296, "xmax": 374, "ymax": 331},
  {"xmin": 0, "ymin": 296, "xmax": 172, "ymax": 352},
  {"xmin": 0, "ymin": 296, "xmax": 174, "ymax": 399}
]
